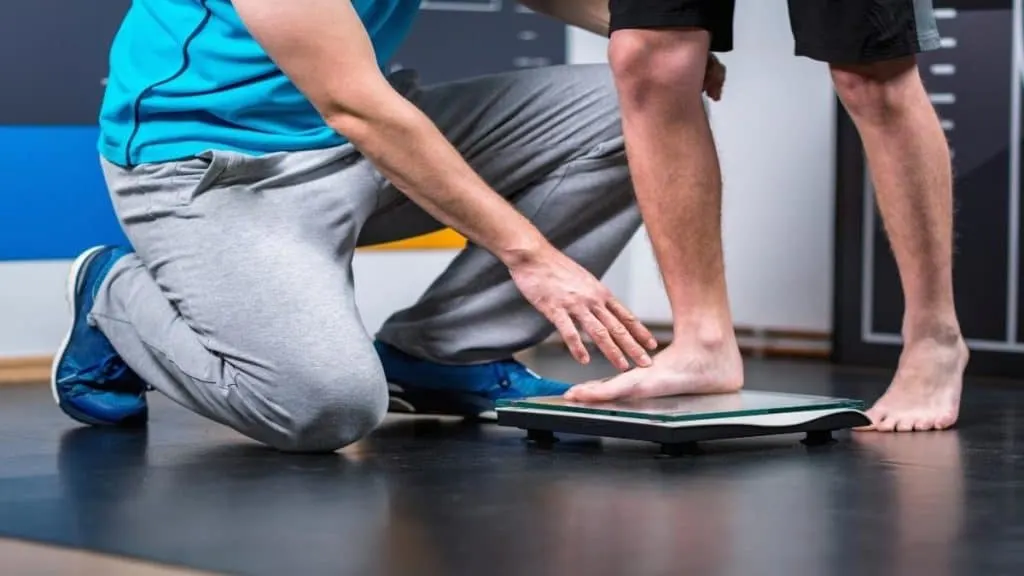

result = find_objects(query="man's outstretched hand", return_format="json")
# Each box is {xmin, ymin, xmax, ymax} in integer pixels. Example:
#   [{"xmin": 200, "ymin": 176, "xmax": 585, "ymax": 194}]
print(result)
[{"xmin": 509, "ymin": 247, "xmax": 658, "ymax": 372}]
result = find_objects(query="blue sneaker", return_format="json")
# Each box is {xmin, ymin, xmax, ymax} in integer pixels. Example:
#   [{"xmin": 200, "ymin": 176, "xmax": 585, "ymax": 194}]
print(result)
[
  {"xmin": 374, "ymin": 341, "xmax": 571, "ymax": 420},
  {"xmin": 52, "ymin": 246, "xmax": 148, "ymax": 427}
]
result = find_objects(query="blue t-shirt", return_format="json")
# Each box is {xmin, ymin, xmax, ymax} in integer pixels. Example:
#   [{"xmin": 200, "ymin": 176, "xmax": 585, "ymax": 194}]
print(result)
[{"xmin": 99, "ymin": 0, "xmax": 421, "ymax": 167}]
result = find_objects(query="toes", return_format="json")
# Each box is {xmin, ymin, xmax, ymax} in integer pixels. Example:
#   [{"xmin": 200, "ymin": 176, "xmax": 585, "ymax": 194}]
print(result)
[
  {"xmin": 913, "ymin": 417, "xmax": 936, "ymax": 432},
  {"xmin": 564, "ymin": 373, "xmax": 640, "ymax": 403},
  {"xmin": 563, "ymin": 382, "xmax": 594, "ymax": 401},
  {"xmin": 855, "ymin": 407, "xmax": 886, "ymax": 431},
  {"xmin": 563, "ymin": 378, "xmax": 600, "ymax": 401},
  {"xmin": 895, "ymin": 418, "xmax": 915, "ymax": 433},
  {"xmin": 858, "ymin": 401, "xmax": 956, "ymax": 433},
  {"xmin": 851, "ymin": 416, "xmax": 876, "ymax": 430},
  {"xmin": 934, "ymin": 412, "xmax": 959, "ymax": 430},
  {"xmin": 874, "ymin": 415, "xmax": 898, "ymax": 433}
]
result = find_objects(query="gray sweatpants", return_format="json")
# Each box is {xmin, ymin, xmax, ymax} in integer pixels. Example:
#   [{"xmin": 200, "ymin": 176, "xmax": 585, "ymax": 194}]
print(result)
[{"xmin": 92, "ymin": 64, "xmax": 639, "ymax": 452}]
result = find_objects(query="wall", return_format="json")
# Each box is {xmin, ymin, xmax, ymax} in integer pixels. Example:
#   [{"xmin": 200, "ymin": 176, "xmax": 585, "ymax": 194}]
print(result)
[
  {"xmin": 0, "ymin": 0, "xmax": 837, "ymax": 359},
  {"xmin": 0, "ymin": 262, "xmax": 69, "ymax": 357}
]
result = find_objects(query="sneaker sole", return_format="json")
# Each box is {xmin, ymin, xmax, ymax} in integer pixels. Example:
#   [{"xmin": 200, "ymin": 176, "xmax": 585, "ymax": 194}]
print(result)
[
  {"xmin": 387, "ymin": 382, "xmax": 497, "ymax": 421},
  {"xmin": 50, "ymin": 246, "xmax": 109, "ymax": 421}
]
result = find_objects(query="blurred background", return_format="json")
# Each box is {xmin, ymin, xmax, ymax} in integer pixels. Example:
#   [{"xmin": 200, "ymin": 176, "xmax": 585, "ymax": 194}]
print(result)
[{"xmin": 1, "ymin": 0, "xmax": 1019, "ymax": 379}]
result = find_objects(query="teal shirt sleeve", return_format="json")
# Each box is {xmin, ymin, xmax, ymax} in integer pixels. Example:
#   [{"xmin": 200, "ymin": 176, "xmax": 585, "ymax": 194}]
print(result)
[{"xmin": 99, "ymin": 0, "xmax": 422, "ymax": 167}]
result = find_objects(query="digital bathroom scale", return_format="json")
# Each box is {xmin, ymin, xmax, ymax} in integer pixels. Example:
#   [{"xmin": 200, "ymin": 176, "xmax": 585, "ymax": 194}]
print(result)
[{"xmin": 494, "ymin": 390, "xmax": 871, "ymax": 456}]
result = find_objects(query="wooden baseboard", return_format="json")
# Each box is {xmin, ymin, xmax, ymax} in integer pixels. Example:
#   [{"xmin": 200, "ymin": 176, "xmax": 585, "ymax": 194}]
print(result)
[
  {"xmin": 0, "ymin": 356, "xmax": 51, "ymax": 384},
  {"xmin": 0, "ymin": 326, "xmax": 830, "ymax": 386},
  {"xmin": 0, "ymin": 537, "xmax": 211, "ymax": 575},
  {"xmin": 536, "ymin": 324, "xmax": 832, "ymax": 360}
]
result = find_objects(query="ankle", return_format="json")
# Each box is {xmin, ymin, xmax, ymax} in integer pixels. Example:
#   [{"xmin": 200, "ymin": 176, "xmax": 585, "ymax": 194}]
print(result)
[
  {"xmin": 672, "ymin": 316, "xmax": 735, "ymax": 349},
  {"xmin": 901, "ymin": 318, "xmax": 963, "ymax": 348}
]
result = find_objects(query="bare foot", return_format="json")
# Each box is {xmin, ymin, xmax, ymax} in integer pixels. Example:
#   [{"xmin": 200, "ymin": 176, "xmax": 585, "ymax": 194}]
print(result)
[
  {"xmin": 857, "ymin": 335, "xmax": 969, "ymax": 432},
  {"xmin": 563, "ymin": 339, "xmax": 744, "ymax": 403}
]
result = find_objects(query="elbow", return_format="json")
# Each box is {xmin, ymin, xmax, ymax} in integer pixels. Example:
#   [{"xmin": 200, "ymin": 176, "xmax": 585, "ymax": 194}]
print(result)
[
  {"xmin": 324, "ymin": 109, "xmax": 373, "ymax": 146},
  {"xmin": 321, "ymin": 96, "xmax": 399, "ymax": 147},
  {"xmin": 608, "ymin": 30, "xmax": 709, "ymax": 109},
  {"xmin": 321, "ymin": 93, "xmax": 424, "ymax": 154}
]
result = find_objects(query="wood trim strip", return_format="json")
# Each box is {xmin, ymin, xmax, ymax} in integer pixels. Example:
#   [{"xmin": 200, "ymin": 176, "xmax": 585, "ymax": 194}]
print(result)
[
  {"xmin": 0, "ymin": 355, "xmax": 51, "ymax": 384},
  {"xmin": 0, "ymin": 324, "xmax": 829, "ymax": 386},
  {"xmin": 0, "ymin": 537, "xmax": 212, "ymax": 575},
  {"xmin": 537, "ymin": 324, "xmax": 832, "ymax": 360}
]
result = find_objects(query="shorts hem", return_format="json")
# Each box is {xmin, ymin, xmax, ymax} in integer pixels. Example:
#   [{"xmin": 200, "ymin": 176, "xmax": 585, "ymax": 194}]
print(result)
[
  {"xmin": 794, "ymin": 34, "xmax": 939, "ymax": 64},
  {"xmin": 608, "ymin": 13, "xmax": 734, "ymax": 52}
]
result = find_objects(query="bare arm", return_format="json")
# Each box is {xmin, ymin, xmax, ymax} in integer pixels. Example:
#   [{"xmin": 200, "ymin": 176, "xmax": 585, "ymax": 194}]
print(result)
[
  {"xmin": 233, "ymin": 0, "xmax": 547, "ymax": 265},
  {"xmin": 231, "ymin": 0, "xmax": 657, "ymax": 369}
]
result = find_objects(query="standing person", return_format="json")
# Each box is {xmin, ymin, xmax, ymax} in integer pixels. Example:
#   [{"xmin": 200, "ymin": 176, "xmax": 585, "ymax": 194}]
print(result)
[{"xmin": 562, "ymin": 0, "xmax": 968, "ymax": 433}]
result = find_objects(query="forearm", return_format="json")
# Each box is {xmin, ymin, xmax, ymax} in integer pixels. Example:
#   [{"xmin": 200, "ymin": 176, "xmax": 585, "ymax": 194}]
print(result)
[
  {"xmin": 331, "ymin": 95, "xmax": 548, "ymax": 265},
  {"xmin": 233, "ymin": 0, "xmax": 553, "ymax": 267}
]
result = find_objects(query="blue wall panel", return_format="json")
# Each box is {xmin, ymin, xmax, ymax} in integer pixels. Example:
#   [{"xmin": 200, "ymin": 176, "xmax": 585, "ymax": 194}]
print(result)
[
  {"xmin": 0, "ymin": 2, "xmax": 564, "ymax": 262},
  {"xmin": 0, "ymin": 127, "xmax": 126, "ymax": 261}
]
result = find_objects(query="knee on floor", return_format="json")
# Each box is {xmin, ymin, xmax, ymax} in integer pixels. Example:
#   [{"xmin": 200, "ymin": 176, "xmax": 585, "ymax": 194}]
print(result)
[
  {"xmin": 608, "ymin": 29, "xmax": 711, "ymax": 104},
  {"xmin": 255, "ymin": 364, "xmax": 389, "ymax": 454}
]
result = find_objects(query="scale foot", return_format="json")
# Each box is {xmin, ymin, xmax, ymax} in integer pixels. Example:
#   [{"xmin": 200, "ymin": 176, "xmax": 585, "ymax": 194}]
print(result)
[
  {"xmin": 801, "ymin": 430, "xmax": 836, "ymax": 447},
  {"xmin": 525, "ymin": 429, "xmax": 558, "ymax": 447},
  {"xmin": 658, "ymin": 442, "xmax": 700, "ymax": 458}
]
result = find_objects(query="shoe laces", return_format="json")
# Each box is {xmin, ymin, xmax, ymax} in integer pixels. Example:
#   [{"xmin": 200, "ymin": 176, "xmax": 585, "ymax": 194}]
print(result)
[
  {"xmin": 492, "ymin": 359, "xmax": 535, "ymax": 390},
  {"xmin": 82, "ymin": 354, "xmax": 130, "ymax": 387}
]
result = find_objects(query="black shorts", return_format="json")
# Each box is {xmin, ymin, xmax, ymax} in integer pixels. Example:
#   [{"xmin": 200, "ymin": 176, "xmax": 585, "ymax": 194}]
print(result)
[{"xmin": 607, "ymin": 0, "xmax": 942, "ymax": 64}]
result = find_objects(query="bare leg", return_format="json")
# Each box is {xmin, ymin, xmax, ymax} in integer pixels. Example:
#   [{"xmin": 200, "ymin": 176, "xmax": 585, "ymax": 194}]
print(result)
[
  {"xmin": 565, "ymin": 29, "xmax": 743, "ymax": 403},
  {"xmin": 832, "ymin": 57, "xmax": 968, "ymax": 432}
]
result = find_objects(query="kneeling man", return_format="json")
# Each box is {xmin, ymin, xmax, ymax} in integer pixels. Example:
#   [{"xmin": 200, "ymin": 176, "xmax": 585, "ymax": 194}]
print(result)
[{"xmin": 53, "ymin": 0, "xmax": 725, "ymax": 452}]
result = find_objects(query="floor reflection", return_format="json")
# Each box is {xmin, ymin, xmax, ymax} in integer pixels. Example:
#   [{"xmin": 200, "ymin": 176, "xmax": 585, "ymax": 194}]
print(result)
[
  {"xmin": 852, "ymin": 431, "xmax": 965, "ymax": 576},
  {"xmin": 0, "ymin": 357, "xmax": 1014, "ymax": 576},
  {"xmin": 56, "ymin": 427, "xmax": 394, "ymax": 576}
]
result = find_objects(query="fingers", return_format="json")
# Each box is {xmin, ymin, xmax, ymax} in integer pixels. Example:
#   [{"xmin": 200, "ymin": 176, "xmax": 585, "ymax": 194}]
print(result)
[
  {"xmin": 575, "ymin": 308, "xmax": 630, "ymax": 371},
  {"xmin": 591, "ymin": 306, "xmax": 652, "ymax": 370},
  {"xmin": 573, "ymin": 295, "xmax": 657, "ymax": 371},
  {"xmin": 703, "ymin": 57, "xmax": 725, "ymax": 101},
  {"xmin": 551, "ymin": 309, "xmax": 589, "ymax": 365},
  {"xmin": 520, "ymin": 255, "xmax": 656, "ymax": 370},
  {"xmin": 606, "ymin": 298, "xmax": 658, "ymax": 350},
  {"xmin": 704, "ymin": 75, "xmax": 723, "ymax": 101}
]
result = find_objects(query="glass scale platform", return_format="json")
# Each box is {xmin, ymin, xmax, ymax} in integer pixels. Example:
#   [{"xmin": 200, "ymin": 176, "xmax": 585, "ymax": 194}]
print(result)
[{"xmin": 494, "ymin": 391, "xmax": 871, "ymax": 456}]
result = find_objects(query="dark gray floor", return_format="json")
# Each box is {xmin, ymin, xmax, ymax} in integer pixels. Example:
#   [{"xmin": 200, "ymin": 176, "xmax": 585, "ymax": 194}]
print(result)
[{"xmin": 1, "ymin": 350, "xmax": 1023, "ymax": 576}]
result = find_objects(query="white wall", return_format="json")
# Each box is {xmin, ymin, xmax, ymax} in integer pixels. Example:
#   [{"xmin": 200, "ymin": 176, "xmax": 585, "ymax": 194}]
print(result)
[
  {"xmin": 714, "ymin": 1, "xmax": 837, "ymax": 331},
  {"xmin": 0, "ymin": 2, "xmax": 838, "ymax": 359},
  {"xmin": 0, "ymin": 261, "xmax": 69, "ymax": 357},
  {"xmin": 0, "ymin": 252, "xmax": 465, "ymax": 359}
]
